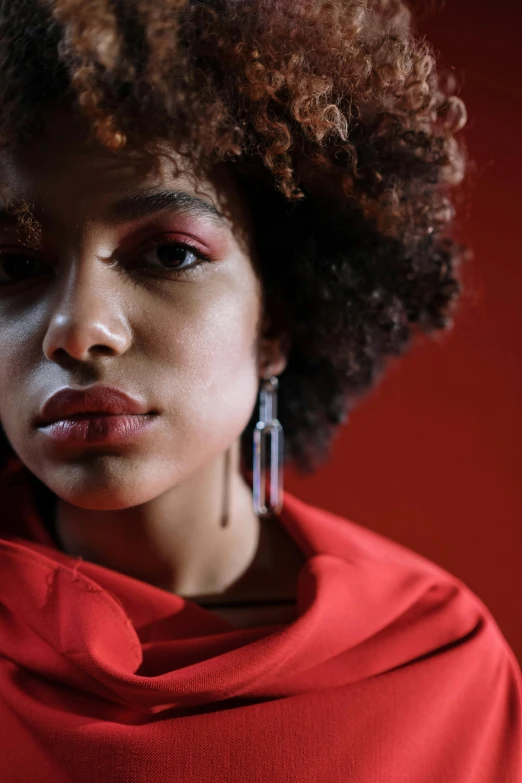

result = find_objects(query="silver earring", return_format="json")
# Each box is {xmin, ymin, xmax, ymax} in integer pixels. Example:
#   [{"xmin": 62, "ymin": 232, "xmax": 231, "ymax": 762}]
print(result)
[
  {"xmin": 220, "ymin": 444, "xmax": 232, "ymax": 529},
  {"xmin": 252, "ymin": 374, "xmax": 284, "ymax": 518}
]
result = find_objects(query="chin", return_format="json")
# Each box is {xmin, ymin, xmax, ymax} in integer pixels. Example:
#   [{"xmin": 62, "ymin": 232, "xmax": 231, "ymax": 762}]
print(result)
[
  {"xmin": 56, "ymin": 488, "xmax": 149, "ymax": 511},
  {"xmin": 30, "ymin": 456, "xmax": 178, "ymax": 511}
]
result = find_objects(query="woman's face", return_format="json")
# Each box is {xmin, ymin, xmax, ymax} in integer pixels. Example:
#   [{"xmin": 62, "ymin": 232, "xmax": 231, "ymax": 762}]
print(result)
[{"xmin": 0, "ymin": 111, "xmax": 284, "ymax": 509}]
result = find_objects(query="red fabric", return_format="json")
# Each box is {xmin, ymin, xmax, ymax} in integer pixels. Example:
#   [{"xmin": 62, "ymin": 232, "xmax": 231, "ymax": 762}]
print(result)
[{"xmin": 0, "ymin": 459, "xmax": 521, "ymax": 782}]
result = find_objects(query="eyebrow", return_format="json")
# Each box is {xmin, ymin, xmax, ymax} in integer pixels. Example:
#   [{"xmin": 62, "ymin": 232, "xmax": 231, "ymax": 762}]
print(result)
[
  {"xmin": 101, "ymin": 189, "xmax": 227, "ymax": 226},
  {"xmin": 0, "ymin": 203, "xmax": 36, "ymax": 227},
  {"xmin": 0, "ymin": 190, "xmax": 227, "ymax": 248},
  {"xmin": 0, "ymin": 201, "xmax": 43, "ymax": 248}
]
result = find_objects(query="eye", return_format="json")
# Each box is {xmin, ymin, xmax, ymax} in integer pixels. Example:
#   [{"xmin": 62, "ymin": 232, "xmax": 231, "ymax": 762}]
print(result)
[
  {"xmin": 0, "ymin": 252, "xmax": 50, "ymax": 285},
  {"xmin": 134, "ymin": 239, "xmax": 206, "ymax": 273}
]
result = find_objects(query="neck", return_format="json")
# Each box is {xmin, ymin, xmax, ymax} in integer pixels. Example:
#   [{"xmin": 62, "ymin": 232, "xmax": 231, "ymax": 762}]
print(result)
[{"xmin": 53, "ymin": 439, "xmax": 264, "ymax": 598}]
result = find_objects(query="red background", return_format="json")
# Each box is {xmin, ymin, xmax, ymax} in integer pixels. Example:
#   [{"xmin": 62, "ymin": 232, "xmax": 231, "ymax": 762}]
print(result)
[{"xmin": 286, "ymin": 0, "xmax": 522, "ymax": 663}]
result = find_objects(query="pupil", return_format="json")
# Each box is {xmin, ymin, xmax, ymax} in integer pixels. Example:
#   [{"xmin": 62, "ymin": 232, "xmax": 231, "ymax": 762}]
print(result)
[
  {"xmin": 157, "ymin": 245, "xmax": 188, "ymax": 267},
  {"xmin": 4, "ymin": 256, "xmax": 37, "ymax": 280}
]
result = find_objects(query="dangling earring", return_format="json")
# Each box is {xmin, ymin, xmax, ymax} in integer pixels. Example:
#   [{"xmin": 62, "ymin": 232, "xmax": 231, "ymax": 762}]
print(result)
[
  {"xmin": 220, "ymin": 444, "xmax": 232, "ymax": 529},
  {"xmin": 252, "ymin": 374, "xmax": 284, "ymax": 518}
]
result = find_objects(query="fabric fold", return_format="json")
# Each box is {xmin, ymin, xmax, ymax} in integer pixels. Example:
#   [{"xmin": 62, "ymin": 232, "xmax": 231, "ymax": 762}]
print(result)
[{"xmin": 1, "ymin": 460, "xmax": 521, "ymax": 781}]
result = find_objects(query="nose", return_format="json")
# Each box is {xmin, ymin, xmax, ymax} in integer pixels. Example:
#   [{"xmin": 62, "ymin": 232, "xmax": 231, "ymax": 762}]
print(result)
[{"xmin": 42, "ymin": 259, "xmax": 132, "ymax": 363}]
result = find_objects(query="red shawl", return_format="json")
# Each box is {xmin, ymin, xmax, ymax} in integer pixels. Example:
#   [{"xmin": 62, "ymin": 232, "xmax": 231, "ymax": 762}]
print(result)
[{"xmin": 0, "ymin": 460, "xmax": 521, "ymax": 782}]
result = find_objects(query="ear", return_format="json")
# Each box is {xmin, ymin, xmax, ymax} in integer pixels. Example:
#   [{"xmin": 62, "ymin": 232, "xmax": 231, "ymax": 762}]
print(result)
[
  {"xmin": 259, "ymin": 338, "xmax": 289, "ymax": 377},
  {"xmin": 258, "ymin": 309, "xmax": 291, "ymax": 378}
]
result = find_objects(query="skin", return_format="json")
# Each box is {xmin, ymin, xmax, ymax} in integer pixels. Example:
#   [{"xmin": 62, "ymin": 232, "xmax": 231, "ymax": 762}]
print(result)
[{"xmin": 0, "ymin": 109, "xmax": 306, "ymax": 610}]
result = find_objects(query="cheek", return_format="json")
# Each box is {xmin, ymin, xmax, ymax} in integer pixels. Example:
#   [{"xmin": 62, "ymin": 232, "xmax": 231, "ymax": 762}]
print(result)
[
  {"xmin": 144, "ymin": 271, "xmax": 263, "ymax": 446},
  {"xmin": 0, "ymin": 317, "xmax": 42, "ymax": 437}
]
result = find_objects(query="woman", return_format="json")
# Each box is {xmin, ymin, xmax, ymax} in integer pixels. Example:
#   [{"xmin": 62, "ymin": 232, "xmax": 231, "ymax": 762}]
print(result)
[{"xmin": 0, "ymin": 0, "xmax": 520, "ymax": 780}]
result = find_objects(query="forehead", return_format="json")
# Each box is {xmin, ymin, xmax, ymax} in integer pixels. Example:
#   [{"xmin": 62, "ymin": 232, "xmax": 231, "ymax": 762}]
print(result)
[{"xmin": 0, "ymin": 109, "xmax": 238, "ymax": 228}]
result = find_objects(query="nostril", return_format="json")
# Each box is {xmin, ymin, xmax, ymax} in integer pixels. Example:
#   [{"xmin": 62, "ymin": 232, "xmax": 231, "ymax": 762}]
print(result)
[
  {"xmin": 90, "ymin": 344, "xmax": 118, "ymax": 356},
  {"xmin": 47, "ymin": 344, "xmax": 117, "ymax": 366}
]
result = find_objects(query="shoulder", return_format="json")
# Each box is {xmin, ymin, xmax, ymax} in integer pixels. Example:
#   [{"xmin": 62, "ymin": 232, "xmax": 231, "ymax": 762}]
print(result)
[
  {"xmin": 286, "ymin": 490, "xmax": 521, "ymax": 676},
  {"xmin": 295, "ymin": 494, "xmax": 522, "ymax": 779}
]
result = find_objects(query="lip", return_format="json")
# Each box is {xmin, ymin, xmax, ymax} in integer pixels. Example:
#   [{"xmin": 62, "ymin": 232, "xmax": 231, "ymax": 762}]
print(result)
[
  {"xmin": 35, "ymin": 386, "xmax": 157, "ymax": 447},
  {"xmin": 37, "ymin": 385, "xmax": 153, "ymax": 427}
]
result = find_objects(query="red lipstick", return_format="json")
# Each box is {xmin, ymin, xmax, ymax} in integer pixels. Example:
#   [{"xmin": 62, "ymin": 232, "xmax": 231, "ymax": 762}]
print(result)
[{"xmin": 36, "ymin": 386, "xmax": 157, "ymax": 446}]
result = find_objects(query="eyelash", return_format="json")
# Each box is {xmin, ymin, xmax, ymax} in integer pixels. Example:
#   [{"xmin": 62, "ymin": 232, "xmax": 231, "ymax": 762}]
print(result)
[
  {"xmin": 0, "ymin": 235, "xmax": 212, "ymax": 287},
  {"xmin": 129, "ymin": 236, "xmax": 212, "ymax": 279}
]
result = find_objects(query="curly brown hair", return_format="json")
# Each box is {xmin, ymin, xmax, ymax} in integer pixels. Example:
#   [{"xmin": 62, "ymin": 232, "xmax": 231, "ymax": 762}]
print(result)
[{"xmin": 0, "ymin": 0, "xmax": 469, "ymax": 475}]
